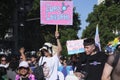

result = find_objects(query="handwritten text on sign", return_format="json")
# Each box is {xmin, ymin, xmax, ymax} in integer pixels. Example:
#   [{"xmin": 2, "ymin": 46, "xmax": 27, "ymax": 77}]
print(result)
[
  {"xmin": 40, "ymin": 1, "xmax": 73, "ymax": 25},
  {"xmin": 66, "ymin": 40, "xmax": 85, "ymax": 55}
]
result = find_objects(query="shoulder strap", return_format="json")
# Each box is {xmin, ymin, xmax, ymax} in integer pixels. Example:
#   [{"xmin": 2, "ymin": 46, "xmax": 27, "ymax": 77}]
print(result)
[
  {"xmin": 110, "ymin": 53, "xmax": 120, "ymax": 78},
  {"xmin": 112, "ymin": 53, "xmax": 120, "ymax": 68},
  {"xmin": 39, "ymin": 57, "xmax": 43, "ymax": 66},
  {"xmin": 41, "ymin": 57, "xmax": 43, "ymax": 65}
]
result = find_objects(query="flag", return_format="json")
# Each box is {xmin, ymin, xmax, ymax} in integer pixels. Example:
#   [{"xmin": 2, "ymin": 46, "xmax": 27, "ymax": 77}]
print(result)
[{"xmin": 95, "ymin": 24, "xmax": 101, "ymax": 51}]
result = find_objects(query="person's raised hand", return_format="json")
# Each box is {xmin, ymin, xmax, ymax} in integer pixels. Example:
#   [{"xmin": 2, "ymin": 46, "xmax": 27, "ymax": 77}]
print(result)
[
  {"xmin": 55, "ymin": 31, "xmax": 60, "ymax": 39},
  {"xmin": 19, "ymin": 47, "xmax": 25, "ymax": 54}
]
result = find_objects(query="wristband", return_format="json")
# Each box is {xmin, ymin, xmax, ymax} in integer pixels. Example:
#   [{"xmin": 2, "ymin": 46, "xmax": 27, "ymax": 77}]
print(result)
[{"xmin": 56, "ymin": 36, "xmax": 60, "ymax": 39}]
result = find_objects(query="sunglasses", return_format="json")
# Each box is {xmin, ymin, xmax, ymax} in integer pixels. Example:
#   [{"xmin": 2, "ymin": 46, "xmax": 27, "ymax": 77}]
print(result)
[
  {"xmin": 1, "ymin": 60, "xmax": 6, "ymax": 61},
  {"xmin": 19, "ymin": 67, "xmax": 29, "ymax": 70},
  {"xmin": 41, "ymin": 49, "xmax": 48, "ymax": 54}
]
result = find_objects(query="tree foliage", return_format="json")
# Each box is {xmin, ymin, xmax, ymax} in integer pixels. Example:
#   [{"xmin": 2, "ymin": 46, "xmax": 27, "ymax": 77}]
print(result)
[
  {"xmin": 27, "ymin": 1, "xmax": 81, "ymax": 56},
  {"xmin": 0, "ymin": 0, "xmax": 15, "ymax": 39},
  {"xmin": 0, "ymin": 0, "xmax": 81, "ymax": 56},
  {"xmin": 82, "ymin": 0, "xmax": 120, "ymax": 49}
]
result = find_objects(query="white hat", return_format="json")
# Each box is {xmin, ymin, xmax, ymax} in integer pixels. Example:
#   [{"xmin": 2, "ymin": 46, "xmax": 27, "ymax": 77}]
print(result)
[
  {"xmin": 19, "ymin": 61, "xmax": 29, "ymax": 68},
  {"xmin": 40, "ymin": 42, "xmax": 53, "ymax": 54},
  {"xmin": 44, "ymin": 43, "xmax": 52, "ymax": 48}
]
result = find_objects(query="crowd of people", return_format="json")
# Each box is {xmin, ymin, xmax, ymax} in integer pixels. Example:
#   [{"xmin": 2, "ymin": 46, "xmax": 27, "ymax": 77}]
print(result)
[{"xmin": 0, "ymin": 31, "xmax": 120, "ymax": 80}]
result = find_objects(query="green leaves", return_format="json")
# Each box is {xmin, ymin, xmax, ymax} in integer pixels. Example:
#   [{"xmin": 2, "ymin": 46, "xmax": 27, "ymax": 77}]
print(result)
[
  {"xmin": 82, "ymin": 2, "xmax": 120, "ymax": 50},
  {"xmin": 0, "ymin": 0, "xmax": 14, "ymax": 38},
  {"xmin": 0, "ymin": 0, "xmax": 81, "ymax": 55}
]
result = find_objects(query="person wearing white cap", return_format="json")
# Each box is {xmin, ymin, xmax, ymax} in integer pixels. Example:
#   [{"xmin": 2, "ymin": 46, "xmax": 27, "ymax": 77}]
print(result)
[
  {"xmin": 38, "ymin": 31, "xmax": 62, "ymax": 80},
  {"xmin": 15, "ymin": 61, "xmax": 35, "ymax": 80}
]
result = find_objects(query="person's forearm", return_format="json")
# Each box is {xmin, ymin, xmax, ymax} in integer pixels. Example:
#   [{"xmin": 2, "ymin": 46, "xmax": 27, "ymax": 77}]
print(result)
[
  {"xmin": 101, "ymin": 63, "xmax": 112, "ymax": 80},
  {"xmin": 21, "ymin": 52, "xmax": 26, "ymax": 61},
  {"xmin": 56, "ymin": 38, "xmax": 62, "ymax": 56},
  {"xmin": 101, "ymin": 77, "xmax": 110, "ymax": 80}
]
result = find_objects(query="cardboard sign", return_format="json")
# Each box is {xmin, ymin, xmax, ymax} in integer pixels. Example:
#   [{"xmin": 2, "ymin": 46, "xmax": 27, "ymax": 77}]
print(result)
[
  {"xmin": 66, "ymin": 39, "xmax": 85, "ymax": 55},
  {"xmin": 40, "ymin": 1, "xmax": 73, "ymax": 25}
]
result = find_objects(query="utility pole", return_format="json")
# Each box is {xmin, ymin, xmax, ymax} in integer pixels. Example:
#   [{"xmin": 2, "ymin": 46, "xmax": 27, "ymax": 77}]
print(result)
[
  {"xmin": 13, "ymin": 0, "xmax": 34, "ymax": 54},
  {"xmin": 13, "ymin": 0, "xmax": 25, "ymax": 54},
  {"xmin": 13, "ymin": 0, "xmax": 19, "ymax": 54}
]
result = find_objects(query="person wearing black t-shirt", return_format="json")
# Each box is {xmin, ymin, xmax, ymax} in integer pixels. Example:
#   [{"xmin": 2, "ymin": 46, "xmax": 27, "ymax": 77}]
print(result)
[{"xmin": 75, "ymin": 38, "xmax": 108, "ymax": 80}]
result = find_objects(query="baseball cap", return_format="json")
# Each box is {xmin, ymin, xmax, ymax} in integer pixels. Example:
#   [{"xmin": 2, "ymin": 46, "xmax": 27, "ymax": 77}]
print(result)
[{"xmin": 19, "ymin": 61, "xmax": 29, "ymax": 68}]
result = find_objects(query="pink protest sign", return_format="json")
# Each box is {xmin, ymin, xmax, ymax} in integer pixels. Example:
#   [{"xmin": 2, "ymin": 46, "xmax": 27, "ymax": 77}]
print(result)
[
  {"xmin": 40, "ymin": 1, "xmax": 73, "ymax": 25},
  {"xmin": 66, "ymin": 39, "xmax": 85, "ymax": 55}
]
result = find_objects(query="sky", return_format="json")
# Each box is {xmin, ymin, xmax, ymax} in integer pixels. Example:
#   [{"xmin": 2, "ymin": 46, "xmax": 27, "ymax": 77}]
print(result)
[{"xmin": 73, "ymin": 0, "xmax": 97, "ymax": 38}]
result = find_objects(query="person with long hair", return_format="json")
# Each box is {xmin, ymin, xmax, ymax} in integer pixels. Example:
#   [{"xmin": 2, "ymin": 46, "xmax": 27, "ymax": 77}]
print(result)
[{"xmin": 38, "ymin": 31, "xmax": 62, "ymax": 80}]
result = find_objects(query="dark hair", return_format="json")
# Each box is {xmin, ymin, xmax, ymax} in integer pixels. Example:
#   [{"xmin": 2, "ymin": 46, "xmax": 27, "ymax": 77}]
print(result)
[
  {"xmin": 9, "ymin": 61, "xmax": 19, "ymax": 71},
  {"xmin": 18, "ymin": 46, "xmax": 25, "ymax": 50},
  {"xmin": 116, "ymin": 44, "xmax": 120, "ymax": 50},
  {"xmin": 83, "ymin": 38, "xmax": 95, "ymax": 46},
  {"xmin": 0, "ymin": 55, "xmax": 7, "ymax": 63},
  {"xmin": 66, "ymin": 60, "xmax": 72, "ymax": 66},
  {"xmin": 40, "ymin": 49, "xmax": 48, "ymax": 56},
  {"xmin": 30, "ymin": 55, "xmax": 37, "ymax": 58},
  {"xmin": 0, "ymin": 67, "xmax": 7, "ymax": 76},
  {"xmin": 60, "ymin": 56, "xmax": 66, "ymax": 60}
]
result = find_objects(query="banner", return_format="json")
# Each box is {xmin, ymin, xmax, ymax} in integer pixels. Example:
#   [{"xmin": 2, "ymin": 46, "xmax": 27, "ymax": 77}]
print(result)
[
  {"xmin": 40, "ymin": 1, "xmax": 73, "ymax": 25},
  {"xmin": 66, "ymin": 39, "xmax": 85, "ymax": 55}
]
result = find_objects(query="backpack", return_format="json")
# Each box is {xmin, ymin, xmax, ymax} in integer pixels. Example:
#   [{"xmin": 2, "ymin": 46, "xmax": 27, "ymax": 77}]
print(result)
[{"xmin": 33, "ymin": 57, "xmax": 45, "ymax": 80}]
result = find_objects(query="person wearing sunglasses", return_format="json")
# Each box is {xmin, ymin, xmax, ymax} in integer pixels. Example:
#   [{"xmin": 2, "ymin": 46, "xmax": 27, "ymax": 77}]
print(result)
[
  {"xmin": 38, "ymin": 31, "xmax": 62, "ymax": 80},
  {"xmin": 0, "ymin": 55, "xmax": 9, "ymax": 68}
]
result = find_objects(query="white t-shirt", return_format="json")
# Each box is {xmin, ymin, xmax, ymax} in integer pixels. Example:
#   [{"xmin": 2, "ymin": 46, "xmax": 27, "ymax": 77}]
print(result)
[{"xmin": 39, "ymin": 54, "xmax": 59, "ymax": 80}]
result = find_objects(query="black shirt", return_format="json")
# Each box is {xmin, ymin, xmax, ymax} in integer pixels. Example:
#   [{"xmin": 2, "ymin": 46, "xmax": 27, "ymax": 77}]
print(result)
[
  {"xmin": 76, "ymin": 52, "xmax": 108, "ymax": 80},
  {"xmin": 19, "ymin": 77, "xmax": 29, "ymax": 80}
]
